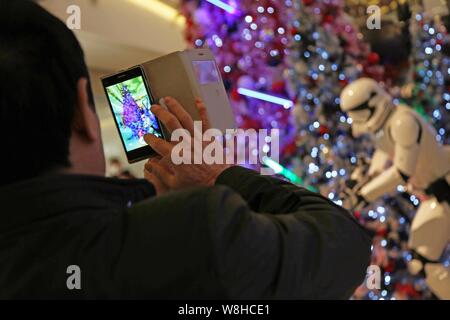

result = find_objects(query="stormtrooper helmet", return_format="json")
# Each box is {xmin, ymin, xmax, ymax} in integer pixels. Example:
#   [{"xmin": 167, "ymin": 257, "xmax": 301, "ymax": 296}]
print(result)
[{"xmin": 340, "ymin": 78, "xmax": 393, "ymax": 137}]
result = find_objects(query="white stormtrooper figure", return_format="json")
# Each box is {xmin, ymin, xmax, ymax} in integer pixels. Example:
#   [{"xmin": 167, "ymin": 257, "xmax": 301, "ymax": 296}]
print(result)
[{"xmin": 340, "ymin": 78, "xmax": 450, "ymax": 299}]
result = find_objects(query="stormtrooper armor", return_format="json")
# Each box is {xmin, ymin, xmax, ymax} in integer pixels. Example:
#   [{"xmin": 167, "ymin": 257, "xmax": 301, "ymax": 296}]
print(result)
[{"xmin": 340, "ymin": 78, "xmax": 450, "ymax": 299}]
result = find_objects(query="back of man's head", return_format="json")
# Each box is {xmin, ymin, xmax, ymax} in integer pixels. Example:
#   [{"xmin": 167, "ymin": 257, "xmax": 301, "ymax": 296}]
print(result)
[{"xmin": 0, "ymin": 0, "xmax": 93, "ymax": 185}]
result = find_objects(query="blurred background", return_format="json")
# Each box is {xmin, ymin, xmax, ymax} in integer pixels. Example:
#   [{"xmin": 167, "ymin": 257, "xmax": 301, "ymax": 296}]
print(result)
[{"xmin": 37, "ymin": 0, "xmax": 449, "ymax": 300}]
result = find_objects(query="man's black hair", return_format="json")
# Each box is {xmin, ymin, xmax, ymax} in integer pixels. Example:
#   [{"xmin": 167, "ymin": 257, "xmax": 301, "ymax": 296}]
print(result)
[{"xmin": 0, "ymin": 0, "xmax": 94, "ymax": 185}]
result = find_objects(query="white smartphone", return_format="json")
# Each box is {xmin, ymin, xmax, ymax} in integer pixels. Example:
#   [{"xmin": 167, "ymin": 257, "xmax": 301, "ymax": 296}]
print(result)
[{"xmin": 101, "ymin": 66, "xmax": 165, "ymax": 163}]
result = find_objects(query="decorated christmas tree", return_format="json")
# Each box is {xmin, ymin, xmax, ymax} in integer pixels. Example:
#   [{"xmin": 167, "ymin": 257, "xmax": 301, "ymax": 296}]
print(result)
[
  {"xmin": 121, "ymin": 84, "xmax": 142, "ymax": 139},
  {"xmin": 283, "ymin": 0, "xmax": 384, "ymax": 195},
  {"xmin": 400, "ymin": 7, "xmax": 450, "ymax": 145}
]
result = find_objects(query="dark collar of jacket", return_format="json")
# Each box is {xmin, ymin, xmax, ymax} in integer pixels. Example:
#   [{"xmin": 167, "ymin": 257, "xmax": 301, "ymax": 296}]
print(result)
[{"xmin": 0, "ymin": 174, "xmax": 155, "ymax": 233}]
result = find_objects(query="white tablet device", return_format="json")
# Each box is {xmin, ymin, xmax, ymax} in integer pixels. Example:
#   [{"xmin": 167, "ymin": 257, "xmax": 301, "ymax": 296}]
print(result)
[{"xmin": 141, "ymin": 48, "xmax": 236, "ymax": 134}]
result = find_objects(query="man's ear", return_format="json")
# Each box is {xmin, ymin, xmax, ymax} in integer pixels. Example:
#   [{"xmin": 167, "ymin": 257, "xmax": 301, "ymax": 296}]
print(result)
[{"xmin": 73, "ymin": 78, "xmax": 99, "ymax": 142}]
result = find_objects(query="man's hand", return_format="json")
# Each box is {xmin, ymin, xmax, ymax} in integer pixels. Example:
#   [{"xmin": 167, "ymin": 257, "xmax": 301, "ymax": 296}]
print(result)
[{"xmin": 143, "ymin": 97, "xmax": 232, "ymax": 194}]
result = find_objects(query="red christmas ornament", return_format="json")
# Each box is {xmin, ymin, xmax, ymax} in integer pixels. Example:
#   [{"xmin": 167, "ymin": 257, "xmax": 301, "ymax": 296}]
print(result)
[
  {"xmin": 231, "ymin": 88, "xmax": 241, "ymax": 101},
  {"xmin": 339, "ymin": 78, "xmax": 349, "ymax": 87},
  {"xmin": 376, "ymin": 227, "xmax": 388, "ymax": 237},
  {"xmin": 302, "ymin": 0, "xmax": 314, "ymax": 6},
  {"xmin": 367, "ymin": 52, "xmax": 380, "ymax": 65},
  {"xmin": 395, "ymin": 283, "xmax": 420, "ymax": 298},
  {"xmin": 322, "ymin": 14, "xmax": 334, "ymax": 24},
  {"xmin": 290, "ymin": 27, "xmax": 299, "ymax": 36},
  {"xmin": 283, "ymin": 141, "xmax": 297, "ymax": 157},
  {"xmin": 318, "ymin": 124, "xmax": 329, "ymax": 136},
  {"xmin": 241, "ymin": 116, "xmax": 261, "ymax": 130},
  {"xmin": 271, "ymin": 81, "xmax": 285, "ymax": 94},
  {"xmin": 384, "ymin": 259, "xmax": 395, "ymax": 273}
]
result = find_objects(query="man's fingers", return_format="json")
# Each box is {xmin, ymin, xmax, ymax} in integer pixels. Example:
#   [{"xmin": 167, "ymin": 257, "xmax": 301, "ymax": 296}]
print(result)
[
  {"xmin": 147, "ymin": 160, "xmax": 176, "ymax": 188},
  {"xmin": 144, "ymin": 155, "xmax": 162, "ymax": 172},
  {"xmin": 144, "ymin": 169, "xmax": 169, "ymax": 194},
  {"xmin": 151, "ymin": 104, "xmax": 182, "ymax": 134},
  {"xmin": 159, "ymin": 154, "xmax": 176, "ymax": 170},
  {"xmin": 164, "ymin": 97, "xmax": 194, "ymax": 134},
  {"xmin": 195, "ymin": 97, "xmax": 211, "ymax": 131},
  {"xmin": 145, "ymin": 161, "xmax": 152, "ymax": 173},
  {"xmin": 144, "ymin": 134, "xmax": 173, "ymax": 156},
  {"xmin": 156, "ymin": 97, "xmax": 211, "ymax": 134}
]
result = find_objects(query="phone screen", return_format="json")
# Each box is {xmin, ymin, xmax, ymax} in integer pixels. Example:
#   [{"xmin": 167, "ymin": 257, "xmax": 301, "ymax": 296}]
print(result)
[{"xmin": 105, "ymin": 74, "xmax": 163, "ymax": 152}]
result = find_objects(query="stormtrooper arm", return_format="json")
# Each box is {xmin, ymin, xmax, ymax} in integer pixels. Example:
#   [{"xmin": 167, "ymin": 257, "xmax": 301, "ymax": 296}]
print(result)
[
  {"xmin": 360, "ymin": 113, "xmax": 421, "ymax": 202},
  {"xmin": 367, "ymin": 149, "xmax": 390, "ymax": 177},
  {"xmin": 359, "ymin": 166, "xmax": 405, "ymax": 202}
]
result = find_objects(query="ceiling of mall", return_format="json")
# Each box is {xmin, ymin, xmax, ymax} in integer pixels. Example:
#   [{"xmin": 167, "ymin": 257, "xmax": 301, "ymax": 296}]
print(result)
[{"xmin": 39, "ymin": 0, "xmax": 185, "ymax": 72}]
